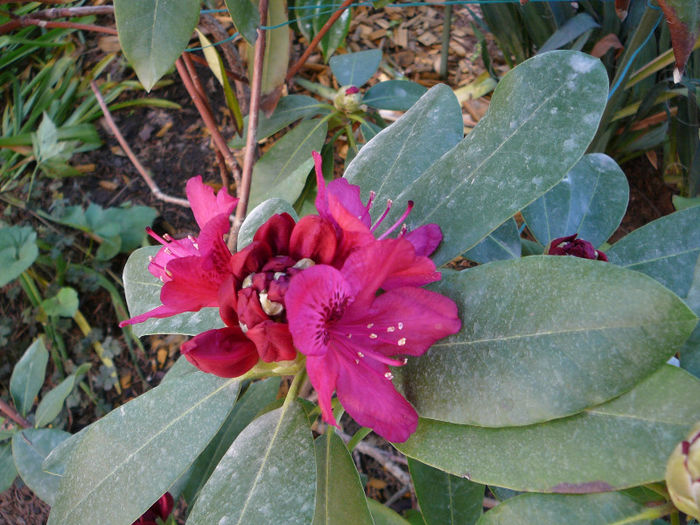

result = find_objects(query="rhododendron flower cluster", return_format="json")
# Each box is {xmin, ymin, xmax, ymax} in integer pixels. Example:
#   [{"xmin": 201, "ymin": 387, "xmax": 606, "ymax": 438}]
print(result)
[
  {"xmin": 132, "ymin": 493, "xmax": 174, "ymax": 525},
  {"xmin": 122, "ymin": 154, "xmax": 460, "ymax": 441},
  {"xmin": 546, "ymin": 233, "xmax": 608, "ymax": 261}
]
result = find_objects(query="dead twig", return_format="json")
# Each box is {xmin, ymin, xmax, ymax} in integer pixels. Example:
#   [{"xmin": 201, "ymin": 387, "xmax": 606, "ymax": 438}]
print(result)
[
  {"xmin": 0, "ymin": 17, "xmax": 116, "ymax": 35},
  {"xmin": 176, "ymin": 55, "xmax": 241, "ymax": 191},
  {"xmin": 286, "ymin": 0, "xmax": 354, "ymax": 82},
  {"xmin": 0, "ymin": 398, "xmax": 30, "ymax": 429},
  {"xmin": 335, "ymin": 429, "xmax": 411, "ymax": 485},
  {"xmin": 89, "ymin": 80, "xmax": 190, "ymax": 207},
  {"xmin": 227, "ymin": 0, "xmax": 269, "ymax": 251},
  {"xmin": 28, "ymin": 5, "xmax": 114, "ymax": 18}
]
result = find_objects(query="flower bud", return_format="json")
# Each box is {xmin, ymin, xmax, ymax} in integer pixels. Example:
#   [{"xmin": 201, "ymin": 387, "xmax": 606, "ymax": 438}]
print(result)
[
  {"xmin": 666, "ymin": 422, "xmax": 700, "ymax": 520},
  {"xmin": 546, "ymin": 233, "xmax": 607, "ymax": 261},
  {"xmin": 334, "ymin": 85, "xmax": 363, "ymax": 113}
]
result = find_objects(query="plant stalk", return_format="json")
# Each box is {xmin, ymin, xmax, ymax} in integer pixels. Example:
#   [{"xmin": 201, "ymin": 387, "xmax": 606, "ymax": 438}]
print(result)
[
  {"xmin": 0, "ymin": 398, "xmax": 30, "ymax": 429},
  {"xmin": 228, "ymin": 0, "xmax": 269, "ymax": 252},
  {"xmin": 440, "ymin": 4, "xmax": 453, "ymax": 79}
]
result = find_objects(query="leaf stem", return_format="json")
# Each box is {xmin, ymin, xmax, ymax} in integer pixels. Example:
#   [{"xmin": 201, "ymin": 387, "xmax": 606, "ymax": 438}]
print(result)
[
  {"xmin": 283, "ymin": 369, "xmax": 307, "ymax": 410},
  {"xmin": 228, "ymin": 0, "xmax": 269, "ymax": 252},
  {"xmin": 347, "ymin": 426, "xmax": 371, "ymax": 451}
]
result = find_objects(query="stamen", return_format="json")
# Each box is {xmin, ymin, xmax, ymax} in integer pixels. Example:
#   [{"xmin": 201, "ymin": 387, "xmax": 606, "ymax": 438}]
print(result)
[
  {"xmin": 165, "ymin": 269, "xmax": 173, "ymax": 278},
  {"xmin": 163, "ymin": 233, "xmax": 173, "ymax": 241},
  {"xmin": 397, "ymin": 338, "xmax": 406, "ymax": 346},
  {"xmin": 356, "ymin": 347, "xmax": 405, "ymax": 367},
  {"xmin": 241, "ymin": 274, "xmax": 254, "ymax": 289},
  {"xmin": 239, "ymin": 322, "xmax": 248, "ymax": 333},
  {"xmin": 370, "ymin": 199, "xmax": 392, "ymax": 232},
  {"xmin": 145, "ymin": 227, "xmax": 169, "ymax": 246},
  {"xmin": 366, "ymin": 191, "xmax": 376, "ymax": 212},
  {"xmin": 148, "ymin": 256, "xmax": 154, "ymax": 262},
  {"xmin": 259, "ymin": 291, "xmax": 284, "ymax": 316},
  {"xmin": 273, "ymin": 272, "xmax": 286, "ymax": 280},
  {"xmin": 378, "ymin": 200, "xmax": 414, "ymax": 239},
  {"xmin": 293, "ymin": 258, "xmax": 316, "ymax": 270},
  {"xmin": 164, "ymin": 247, "xmax": 172, "ymax": 255},
  {"xmin": 384, "ymin": 372, "xmax": 394, "ymax": 380},
  {"xmin": 357, "ymin": 352, "xmax": 364, "ymax": 358}
]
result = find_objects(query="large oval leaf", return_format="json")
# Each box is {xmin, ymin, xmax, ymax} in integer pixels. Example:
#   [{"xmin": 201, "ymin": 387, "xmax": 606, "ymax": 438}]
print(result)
[
  {"xmin": 225, "ymin": 0, "xmax": 259, "ymax": 44},
  {"xmin": 344, "ymin": 84, "xmax": 463, "ymax": 197},
  {"xmin": 363, "ymin": 80, "xmax": 428, "ymax": 111},
  {"xmin": 409, "ymin": 458, "xmax": 484, "ymax": 525},
  {"xmin": 398, "ymin": 257, "xmax": 697, "ymax": 427},
  {"xmin": 313, "ymin": 431, "xmax": 373, "ymax": 525},
  {"xmin": 186, "ymin": 402, "xmax": 316, "ymax": 525},
  {"xmin": 522, "ymin": 153, "xmax": 629, "ymax": 247},
  {"xmin": 10, "ymin": 338, "xmax": 48, "ymax": 418},
  {"xmin": 395, "ymin": 366, "xmax": 700, "ymax": 492},
  {"xmin": 476, "ymin": 492, "xmax": 650, "ymax": 525},
  {"xmin": 123, "ymin": 246, "xmax": 225, "ymax": 336},
  {"xmin": 606, "ymin": 206, "xmax": 700, "ymax": 299},
  {"xmin": 463, "ymin": 218, "xmax": 521, "ymax": 264},
  {"xmin": 329, "ymin": 49, "xmax": 382, "ymax": 87},
  {"xmin": 12, "ymin": 428, "xmax": 70, "ymax": 505},
  {"xmin": 352, "ymin": 51, "xmax": 608, "ymax": 266},
  {"xmin": 48, "ymin": 372, "xmax": 240, "ymax": 525},
  {"xmin": 114, "ymin": 0, "xmax": 200, "ymax": 91},
  {"xmin": 0, "ymin": 443, "xmax": 17, "ymax": 492},
  {"xmin": 248, "ymin": 118, "xmax": 328, "ymax": 210}
]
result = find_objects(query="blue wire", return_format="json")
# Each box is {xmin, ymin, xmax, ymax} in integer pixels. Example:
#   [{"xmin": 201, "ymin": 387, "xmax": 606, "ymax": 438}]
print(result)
[{"xmin": 607, "ymin": 2, "xmax": 663, "ymax": 99}]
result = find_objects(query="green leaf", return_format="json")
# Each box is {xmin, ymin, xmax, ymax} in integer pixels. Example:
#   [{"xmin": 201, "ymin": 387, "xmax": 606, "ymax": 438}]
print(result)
[
  {"xmin": 476, "ymin": 492, "xmax": 650, "ymax": 525},
  {"xmin": 225, "ymin": 0, "xmax": 259, "ymax": 44},
  {"xmin": 0, "ymin": 225, "xmax": 38, "ymax": 287},
  {"xmin": 114, "ymin": 0, "xmax": 200, "ymax": 91},
  {"xmin": 409, "ymin": 458, "xmax": 484, "ymax": 525},
  {"xmin": 352, "ymin": 51, "xmax": 608, "ymax": 267},
  {"xmin": 344, "ymin": 84, "xmax": 463, "ymax": 198},
  {"xmin": 248, "ymin": 0, "xmax": 289, "ymax": 112},
  {"xmin": 123, "ymin": 246, "xmax": 225, "ymax": 336},
  {"xmin": 248, "ymin": 118, "xmax": 328, "ymax": 210},
  {"xmin": 0, "ymin": 443, "xmax": 17, "ymax": 492},
  {"xmin": 230, "ymin": 95, "xmax": 330, "ymax": 148},
  {"xmin": 34, "ymin": 364, "xmax": 90, "ymax": 428},
  {"xmin": 395, "ymin": 365, "xmax": 700, "ymax": 492},
  {"xmin": 464, "ymin": 218, "xmax": 521, "ymax": 264},
  {"xmin": 238, "ymin": 198, "xmax": 299, "ymax": 250},
  {"xmin": 399, "ymin": 257, "xmax": 697, "ymax": 427},
  {"xmin": 48, "ymin": 371, "xmax": 240, "ymax": 525},
  {"xmin": 606, "ymin": 206, "xmax": 700, "ymax": 299},
  {"xmin": 40, "ymin": 287, "xmax": 79, "ymax": 318},
  {"xmin": 182, "ymin": 377, "xmax": 282, "ymax": 505},
  {"xmin": 112, "ymin": 205, "xmax": 158, "ymax": 252},
  {"xmin": 95, "ymin": 234, "xmax": 121, "ymax": 261},
  {"xmin": 186, "ymin": 402, "xmax": 316, "ymax": 525},
  {"xmin": 10, "ymin": 338, "xmax": 49, "ymax": 417},
  {"xmin": 12, "ymin": 428, "xmax": 71, "ymax": 505},
  {"xmin": 366, "ymin": 498, "xmax": 412, "ymax": 525},
  {"xmin": 538, "ymin": 13, "xmax": 600, "ymax": 53},
  {"xmin": 313, "ymin": 431, "xmax": 374, "ymax": 525},
  {"xmin": 314, "ymin": 0, "xmax": 351, "ymax": 62},
  {"xmin": 522, "ymin": 153, "xmax": 629, "ymax": 248},
  {"xmin": 329, "ymin": 49, "xmax": 382, "ymax": 86},
  {"xmin": 363, "ymin": 80, "xmax": 428, "ymax": 111}
]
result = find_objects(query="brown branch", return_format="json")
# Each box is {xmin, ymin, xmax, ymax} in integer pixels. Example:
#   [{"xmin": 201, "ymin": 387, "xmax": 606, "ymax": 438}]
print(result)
[
  {"xmin": 227, "ymin": 0, "xmax": 269, "ymax": 252},
  {"xmin": 30, "ymin": 5, "xmax": 114, "ymax": 18},
  {"xmin": 176, "ymin": 56, "xmax": 241, "ymax": 191},
  {"xmin": 181, "ymin": 52, "xmax": 232, "ymax": 190},
  {"xmin": 0, "ymin": 0, "xmax": 74, "ymax": 4},
  {"xmin": 286, "ymin": 0, "xmax": 354, "ymax": 82},
  {"xmin": 89, "ymin": 80, "xmax": 190, "ymax": 207},
  {"xmin": 0, "ymin": 398, "xmax": 30, "ymax": 429},
  {"xmin": 0, "ymin": 17, "xmax": 116, "ymax": 34}
]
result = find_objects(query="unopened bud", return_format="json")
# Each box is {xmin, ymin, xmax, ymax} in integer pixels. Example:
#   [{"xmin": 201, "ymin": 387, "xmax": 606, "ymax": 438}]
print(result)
[
  {"xmin": 666, "ymin": 422, "xmax": 700, "ymax": 520},
  {"xmin": 334, "ymin": 85, "xmax": 363, "ymax": 113}
]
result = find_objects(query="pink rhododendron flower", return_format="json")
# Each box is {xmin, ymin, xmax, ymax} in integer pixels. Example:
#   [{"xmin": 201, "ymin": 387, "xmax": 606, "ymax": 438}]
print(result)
[
  {"xmin": 546, "ymin": 233, "xmax": 608, "ymax": 261},
  {"xmin": 132, "ymin": 492, "xmax": 174, "ymax": 525},
  {"xmin": 120, "ymin": 177, "xmax": 237, "ymax": 326},
  {"xmin": 286, "ymin": 238, "xmax": 461, "ymax": 442},
  {"xmin": 312, "ymin": 151, "xmax": 442, "ymax": 260},
  {"xmin": 181, "ymin": 212, "xmax": 340, "ymax": 377}
]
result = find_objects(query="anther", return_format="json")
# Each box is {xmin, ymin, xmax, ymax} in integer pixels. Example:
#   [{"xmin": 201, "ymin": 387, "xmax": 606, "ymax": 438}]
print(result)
[
  {"xmin": 397, "ymin": 338, "xmax": 406, "ymax": 346},
  {"xmin": 241, "ymin": 274, "xmax": 254, "ymax": 289},
  {"xmin": 273, "ymin": 272, "xmax": 286, "ymax": 280},
  {"xmin": 384, "ymin": 372, "xmax": 394, "ymax": 380},
  {"xmin": 259, "ymin": 291, "xmax": 284, "ymax": 316},
  {"xmin": 148, "ymin": 256, "xmax": 154, "ymax": 262},
  {"xmin": 164, "ymin": 247, "xmax": 172, "ymax": 255},
  {"xmin": 370, "ymin": 199, "xmax": 393, "ymax": 233},
  {"xmin": 387, "ymin": 326, "xmax": 395, "ymax": 332},
  {"xmin": 369, "ymin": 333, "xmax": 378, "ymax": 339},
  {"xmin": 165, "ymin": 269, "xmax": 173, "ymax": 277},
  {"xmin": 403, "ymin": 358, "xmax": 408, "ymax": 364},
  {"xmin": 293, "ymin": 258, "xmax": 316, "ymax": 270},
  {"xmin": 357, "ymin": 352, "xmax": 364, "ymax": 358},
  {"xmin": 163, "ymin": 233, "xmax": 173, "ymax": 241},
  {"xmin": 378, "ymin": 200, "xmax": 414, "ymax": 239},
  {"xmin": 367, "ymin": 323, "xmax": 374, "ymax": 328},
  {"xmin": 239, "ymin": 322, "xmax": 248, "ymax": 333},
  {"xmin": 355, "ymin": 359, "xmax": 360, "ymax": 365}
]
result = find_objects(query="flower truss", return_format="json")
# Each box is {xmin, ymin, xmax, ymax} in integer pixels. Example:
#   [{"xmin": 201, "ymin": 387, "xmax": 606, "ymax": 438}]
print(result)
[
  {"xmin": 122, "ymin": 156, "xmax": 460, "ymax": 442},
  {"xmin": 546, "ymin": 233, "xmax": 608, "ymax": 261}
]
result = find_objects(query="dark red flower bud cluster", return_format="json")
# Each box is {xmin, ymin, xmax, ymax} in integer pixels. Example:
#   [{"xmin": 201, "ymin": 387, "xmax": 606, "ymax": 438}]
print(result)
[{"xmin": 547, "ymin": 234, "xmax": 608, "ymax": 261}]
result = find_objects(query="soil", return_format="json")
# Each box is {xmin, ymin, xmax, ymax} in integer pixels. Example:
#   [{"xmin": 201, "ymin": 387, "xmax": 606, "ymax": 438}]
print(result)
[{"xmin": 0, "ymin": 3, "xmax": 681, "ymax": 524}]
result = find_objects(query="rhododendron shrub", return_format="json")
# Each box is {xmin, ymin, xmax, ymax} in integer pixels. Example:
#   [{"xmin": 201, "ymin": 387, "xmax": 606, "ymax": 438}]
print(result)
[{"xmin": 47, "ymin": 52, "xmax": 700, "ymax": 525}]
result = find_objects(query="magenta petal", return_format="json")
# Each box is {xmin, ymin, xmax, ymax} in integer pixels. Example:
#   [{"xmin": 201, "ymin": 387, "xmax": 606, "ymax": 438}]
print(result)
[
  {"xmin": 286, "ymin": 265, "xmax": 352, "ymax": 357},
  {"xmin": 246, "ymin": 321, "xmax": 297, "ymax": 362},
  {"xmin": 181, "ymin": 326, "xmax": 258, "ymax": 377},
  {"xmin": 148, "ymin": 237, "xmax": 199, "ymax": 281},
  {"xmin": 403, "ymin": 223, "xmax": 442, "ymax": 257},
  {"xmin": 334, "ymin": 352, "xmax": 418, "ymax": 443},
  {"xmin": 119, "ymin": 304, "xmax": 185, "ymax": 327},
  {"xmin": 365, "ymin": 286, "xmax": 461, "ymax": 356},
  {"xmin": 186, "ymin": 176, "xmax": 238, "ymax": 229},
  {"xmin": 158, "ymin": 256, "xmax": 223, "ymax": 312},
  {"xmin": 326, "ymin": 178, "xmax": 372, "ymax": 228},
  {"xmin": 306, "ymin": 354, "xmax": 340, "ymax": 428}
]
